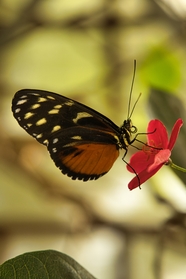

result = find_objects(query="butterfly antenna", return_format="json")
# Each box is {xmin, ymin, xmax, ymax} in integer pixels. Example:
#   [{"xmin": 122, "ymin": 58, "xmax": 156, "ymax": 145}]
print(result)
[
  {"xmin": 127, "ymin": 60, "xmax": 136, "ymax": 119},
  {"xmin": 129, "ymin": 92, "xmax": 141, "ymax": 119}
]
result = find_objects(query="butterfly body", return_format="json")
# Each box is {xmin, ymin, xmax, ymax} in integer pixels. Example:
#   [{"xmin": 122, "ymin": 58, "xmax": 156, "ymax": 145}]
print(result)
[{"xmin": 12, "ymin": 89, "xmax": 136, "ymax": 181}]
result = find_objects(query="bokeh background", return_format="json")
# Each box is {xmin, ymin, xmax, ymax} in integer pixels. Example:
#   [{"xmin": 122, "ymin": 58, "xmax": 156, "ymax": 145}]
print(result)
[{"xmin": 1, "ymin": 0, "xmax": 186, "ymax": 278}]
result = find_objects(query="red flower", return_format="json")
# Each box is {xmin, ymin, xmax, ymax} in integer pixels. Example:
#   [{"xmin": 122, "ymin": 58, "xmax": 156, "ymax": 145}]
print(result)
[{"xmin": 127, "ymin": 118, "xmax": 183, "ymax": 190}]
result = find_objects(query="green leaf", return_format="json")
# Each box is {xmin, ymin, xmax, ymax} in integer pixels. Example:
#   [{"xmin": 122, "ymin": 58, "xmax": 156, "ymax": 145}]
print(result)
[{"xmin": 0, "ymin": 250, "xmax": 96, "ymax": 279}]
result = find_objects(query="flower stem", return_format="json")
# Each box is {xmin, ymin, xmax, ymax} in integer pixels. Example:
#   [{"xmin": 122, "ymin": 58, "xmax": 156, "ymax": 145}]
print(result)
[{"xmin": 170, "ymin": 162, "xmax": 186, "ymax": 172}]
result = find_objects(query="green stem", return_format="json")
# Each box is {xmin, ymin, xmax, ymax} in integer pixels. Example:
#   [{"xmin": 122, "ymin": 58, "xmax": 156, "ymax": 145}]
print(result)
[{"xmin": 170, "ymin": 162, "xmax": 186, "ymax": 172}]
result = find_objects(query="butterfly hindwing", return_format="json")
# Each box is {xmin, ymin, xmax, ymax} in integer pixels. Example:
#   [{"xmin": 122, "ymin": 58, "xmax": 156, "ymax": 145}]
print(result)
[
  {"xmin": 12, "ymin": 89, "xmax": 121, "ymax": 180},
  {"xmin": 49, "ymin": 127, "xmax": 119, "ymax": 181}
]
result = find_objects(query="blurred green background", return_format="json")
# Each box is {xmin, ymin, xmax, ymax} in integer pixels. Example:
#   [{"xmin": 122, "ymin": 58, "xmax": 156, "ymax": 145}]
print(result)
[{"xmin": 0, "ymin": 0, "xmax": 186, "ymax": 278}]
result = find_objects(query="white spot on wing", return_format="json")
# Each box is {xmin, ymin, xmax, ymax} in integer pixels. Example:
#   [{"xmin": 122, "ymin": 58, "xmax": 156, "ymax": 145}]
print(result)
[
  {"xmin": 36, "ymin": 133, "xmax": 43, "ymax": 139},
  {"xmin": 52, "ymin": 147, "xmax": 57, "ymax": 153},
  {"xmin": 31, "ymin": 104, "xmax": 40, "ymax": 109},
  {"xmin": 17, "ymin": 99, "xmax": 27, "ymax": 105},
  {"xmin": 24, "ymin": 112, "xmax": 34, "ymax": 119},
  {"xmin": 31, "ymin": 93, "xmax": 40, "ymax": 96},
  {"xmin": 38, "ymin": 97, "xmax": 47, "ymax": 102},
  {"xmin": 71, "ymin": 136, "xmax": 82, "ymax": 140},
  {"xmin": 73, "ymin": 112, "xmax": 93, "ymax": 124},
  {"xmin": 15, "ymin": 108, "xmax": 21, "ymax": 113},
  {"xmin": 63, "ymin": 142, "xmax": 77, "ymax": 147},
  {"xmin": 54, "ymin": 105, "xmax": 62, "ymax": 109},
  {"xmin": 51, "ymin": 125, "xmax": 61, "ymax": 133},
  {"xmin": 47, "ymin": 95, "xmax": 55, "ymax": 100},
  {"xmin": 53, "ymin": 138, "xmax": 58, "ymax": 144},
  {"xmin": 65, "ymin": 100, "xmax": 74, "ymax": 106},
  {"xmin": 48, "ymin": 109, "xmax": 59, "ymax": 114},
  {"xmin": 36, "ymin": 118, "xmax": 47, "ymax": 126},
  {"xmin": 43, "ymin": 139, "xmax": 49, "ymax": 146}
]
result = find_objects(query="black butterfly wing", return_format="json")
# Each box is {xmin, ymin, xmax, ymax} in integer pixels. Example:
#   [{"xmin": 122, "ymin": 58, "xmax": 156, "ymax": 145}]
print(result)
[{"xmin": 12, "ymin": 89, "xmax": 121, "ymax": 180}]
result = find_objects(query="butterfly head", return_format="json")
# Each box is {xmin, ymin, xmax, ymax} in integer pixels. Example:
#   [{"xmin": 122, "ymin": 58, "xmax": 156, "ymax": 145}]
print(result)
[
  {"xmin": 123, "ymin": 118, "xmax": 137, "ymax": 134},
  {"xmin": 119, "ymin": 118, "xmax": 137, "ymax": 148}
]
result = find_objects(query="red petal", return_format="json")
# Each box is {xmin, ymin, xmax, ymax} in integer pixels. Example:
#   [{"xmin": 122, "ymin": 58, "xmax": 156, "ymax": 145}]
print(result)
[
  {"xmin": 128, "ymin": 164, "xmax": 163, "ymax": 190},
  {"xmin": 148, "ymin": 149, "xmax": 171, "ymax": 172},
  {"xmin": 127, "ymin": 151, "xmax": 155, "ymax": 173},
  {"xmin": 147, "ymin": 119, "xmax": 168, "ymax": 149},
  {"xmin": 168, "ymin": 118, "xmax": 183, "ymax": 150}
]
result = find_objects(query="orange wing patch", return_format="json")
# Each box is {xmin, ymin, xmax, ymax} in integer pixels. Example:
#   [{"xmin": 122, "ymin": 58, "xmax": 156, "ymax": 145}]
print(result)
[{"xmin": 60, "ymin": 143, "xmax": 119, "ymax": 179}]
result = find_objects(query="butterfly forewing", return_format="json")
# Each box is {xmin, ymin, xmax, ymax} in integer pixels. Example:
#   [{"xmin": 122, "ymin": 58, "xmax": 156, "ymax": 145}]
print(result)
[{"xmin": 12, "ymin": 89, "xmax": 123, "ymax": 180}]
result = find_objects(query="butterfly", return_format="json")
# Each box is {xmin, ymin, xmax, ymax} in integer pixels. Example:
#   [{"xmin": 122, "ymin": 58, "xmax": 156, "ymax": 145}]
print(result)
[
  {"xmin": 11, "ymin": 88, "xmax": 139, "ymax": 181},
  {"xmin": 11, "ymin": 62, "xmax": 140, "ymax": 181}
]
